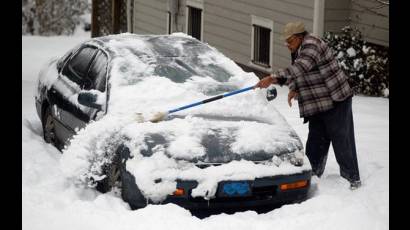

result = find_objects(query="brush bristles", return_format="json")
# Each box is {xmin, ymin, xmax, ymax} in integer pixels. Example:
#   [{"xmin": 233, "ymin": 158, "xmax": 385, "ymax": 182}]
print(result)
[{"xmin": 149, "ymin": 112, "xmax": 168, "ymax": 123}]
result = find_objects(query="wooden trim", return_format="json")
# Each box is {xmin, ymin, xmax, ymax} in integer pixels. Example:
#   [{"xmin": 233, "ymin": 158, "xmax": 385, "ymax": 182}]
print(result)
[
  {"xmin": 112, "ymin": 0, "xmax": 121, "ymax": 34},
  {"xmin": 91, "ymin": 0, "xmax": 99, "ymax": 37}
]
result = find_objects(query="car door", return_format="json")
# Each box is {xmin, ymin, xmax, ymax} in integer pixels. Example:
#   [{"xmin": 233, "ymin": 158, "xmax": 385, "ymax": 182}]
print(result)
[
  {"xmin": 64, "ymin": 49, "xmax": 110, "ymax": 127},
  {"xmin": 49, "ymin": 45, "xmax": 102, "ymax": 144}
]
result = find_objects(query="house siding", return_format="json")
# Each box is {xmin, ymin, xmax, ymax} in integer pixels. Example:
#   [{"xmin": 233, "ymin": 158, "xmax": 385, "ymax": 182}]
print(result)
[
  {"xmin": 350, "ymin": 0, "xmax": 389, "ymax": 46},
  {"xmin": 133, "ymin": 0, "xmax": 168, "ymax": 34},
  {"xmin": 324, "ymin": 0, "xmax": 350, "ymax": 33},
  {"xmin": 324, "ymin": 0, "xmax": 389, "ymax": 47}
]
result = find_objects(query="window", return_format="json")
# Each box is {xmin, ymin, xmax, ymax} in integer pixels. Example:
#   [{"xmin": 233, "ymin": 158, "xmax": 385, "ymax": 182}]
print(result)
[
  {"xmin": 62, "ymin": 46, "xmax": 97, "ymax": 87},
  {"xmin": 251, "ymin": 16, "xmax": 273, "ymax": 70},
  {"xmin": 87, "ymin": 50, "xmax": 108, "ymax": 92},
  {"xmin": 253, "ymin": 25, "xmax": 271, "ymax": 67},
  {"xmin": 186, "ymin": 5, "xmax": 202, "ymax": 40}
]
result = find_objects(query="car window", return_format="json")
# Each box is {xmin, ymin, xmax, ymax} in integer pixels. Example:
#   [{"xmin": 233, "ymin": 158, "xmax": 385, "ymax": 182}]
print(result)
[
  {"xmin": 62, "ymin": 46, "xmax": 97, "ymax": 87},
  {"xmin": 87, "ymin": 50, "xmax": 108, "ymax": 92},
  {"xmin": 57, "ymin": 50, "xmax": 73, "ymax": 72}
]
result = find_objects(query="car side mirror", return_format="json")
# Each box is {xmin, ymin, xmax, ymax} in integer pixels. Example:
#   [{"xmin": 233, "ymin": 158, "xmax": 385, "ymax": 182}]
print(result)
[
  {"xmin": 77, "ymin": 91, "xmax": 103, "ymax": 110},
  {"xmin": 266, "ymin": 86, "xmax": 277, "ymax": 101}
]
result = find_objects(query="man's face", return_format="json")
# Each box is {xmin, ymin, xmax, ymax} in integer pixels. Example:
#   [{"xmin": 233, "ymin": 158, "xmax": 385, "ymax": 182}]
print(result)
[{"xmin": 285, "ymin": 35, "xmax": 302, "ymax": 53}]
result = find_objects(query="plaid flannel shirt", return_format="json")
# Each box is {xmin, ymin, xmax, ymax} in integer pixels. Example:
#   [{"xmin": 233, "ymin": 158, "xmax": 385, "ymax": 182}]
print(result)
[{"xmin": 274, "ymin": 34, "xmax": 353, "ymax": 118}]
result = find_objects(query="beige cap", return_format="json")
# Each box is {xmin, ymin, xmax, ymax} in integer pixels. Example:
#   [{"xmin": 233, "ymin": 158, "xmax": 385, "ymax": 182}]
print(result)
[{"xmin": 280, "ymin": 21, "xmax": 306, "ymax": 40}]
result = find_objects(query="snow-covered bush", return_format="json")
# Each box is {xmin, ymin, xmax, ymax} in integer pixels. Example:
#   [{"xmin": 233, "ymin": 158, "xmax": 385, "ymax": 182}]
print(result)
[
  {"xmin": 22, "ymin": 0, "xmax": 90, "ymax": 36},
  {"xmin": 323, "ymin": 26, "xmax": 389, "ymax": 97}
]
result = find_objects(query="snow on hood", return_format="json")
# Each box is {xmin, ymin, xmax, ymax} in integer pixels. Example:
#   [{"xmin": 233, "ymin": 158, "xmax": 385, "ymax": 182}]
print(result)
[{"xmin": 60, "ymin": 33, "xmax": 309, "ymax": 203}]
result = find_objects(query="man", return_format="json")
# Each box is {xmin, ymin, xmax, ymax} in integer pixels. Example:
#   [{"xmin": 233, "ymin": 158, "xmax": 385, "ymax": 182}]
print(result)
[{"xmin": 255, "ymin": 22, "xmax": 361, "ymax": 190}]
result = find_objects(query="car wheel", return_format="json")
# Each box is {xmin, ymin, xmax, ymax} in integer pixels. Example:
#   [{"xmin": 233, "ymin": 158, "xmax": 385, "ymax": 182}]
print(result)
[{"xmin": 42, "ymin": 106, "xmax": 60, "ymax": 149}]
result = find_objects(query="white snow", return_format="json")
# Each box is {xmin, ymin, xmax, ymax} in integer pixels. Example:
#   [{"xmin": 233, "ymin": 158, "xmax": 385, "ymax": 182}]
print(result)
[
  {"xmin": 353, "ymin": 58, "xmax": 362, "ymax": 69},
  {"xmin": 383, "ymin": 88, "xmax": 389, "ymax": 97},
  {"xmin": 336, "ymin": 51, "xmax": 344, "ymax": 59},
  {"xmin": 362, "ymin": 45, "xmax": 371, "ymax": 54},
  {"xmin": 347, "ymin": 47, "xmax": 357, "ymax": 57},
  {"xmin": 23, "ymin": 33, "xmax": 389, "ymax": 230}
]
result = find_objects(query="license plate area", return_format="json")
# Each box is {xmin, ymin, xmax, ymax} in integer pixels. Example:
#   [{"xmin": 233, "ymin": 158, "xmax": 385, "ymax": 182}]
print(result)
[{"xmin": 218, "ymin": 181, "xmax": 252, "ymax": 197}]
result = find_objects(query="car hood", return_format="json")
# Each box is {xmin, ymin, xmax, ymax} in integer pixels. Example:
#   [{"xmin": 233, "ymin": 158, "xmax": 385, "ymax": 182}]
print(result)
[{"xmin": 137, "ymin": 113, "xmax": 303, "ymax": 164}]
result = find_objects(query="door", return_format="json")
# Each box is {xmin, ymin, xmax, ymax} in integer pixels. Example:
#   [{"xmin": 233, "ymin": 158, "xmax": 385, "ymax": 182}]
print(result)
[{"xmin": 50, "ymin": 45, "xmax": 106, "ymax": 144}]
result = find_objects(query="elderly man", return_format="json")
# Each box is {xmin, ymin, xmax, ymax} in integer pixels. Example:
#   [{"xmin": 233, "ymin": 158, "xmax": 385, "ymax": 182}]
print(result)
[{"xmin": 255, "ymin": 22, "xmax": 361, "ymax": 190}]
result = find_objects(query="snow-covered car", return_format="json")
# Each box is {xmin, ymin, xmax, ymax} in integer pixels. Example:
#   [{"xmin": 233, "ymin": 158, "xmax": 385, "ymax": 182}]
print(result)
[{"xmin": 35, "ymin": 33, "xmax": 312, "ymax": 210}]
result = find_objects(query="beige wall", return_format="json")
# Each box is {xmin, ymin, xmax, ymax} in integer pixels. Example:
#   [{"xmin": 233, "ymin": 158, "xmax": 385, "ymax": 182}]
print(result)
[
  {"xmin": 350, "ymin": 0, "xmax": 389, "ymax": 47},
  {"xmin": 133, "ymin": 0, "xmax": 168, "ymax": 34},
  {"xmin": 324, "ymin": 0, "xmax": 350, "ymax": 33},
  {"xmin": 324, "ymin": 0, "xmax": 389, "ymax": 47}
]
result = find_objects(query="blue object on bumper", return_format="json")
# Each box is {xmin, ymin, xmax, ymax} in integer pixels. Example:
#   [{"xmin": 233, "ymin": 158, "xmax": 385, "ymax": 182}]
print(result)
[{"xmin": 222, "ymin": 181, "xmax": 250, "ymax": 196}]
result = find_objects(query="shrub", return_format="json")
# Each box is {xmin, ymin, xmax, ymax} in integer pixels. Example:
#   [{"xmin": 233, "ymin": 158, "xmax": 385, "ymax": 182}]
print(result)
[
  {"xmin": 323, "ymin": 26, "xmax": 389, "ymax": 97},
  {"xmin": 22, "ymin": 0, "xmax": 90, "ymax": 36}
]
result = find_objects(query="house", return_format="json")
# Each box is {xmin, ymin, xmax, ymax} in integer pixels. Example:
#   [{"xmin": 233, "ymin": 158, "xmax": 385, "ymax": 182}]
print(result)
[{"xmin": 91, "ymin": 0, "xmax": 389, "ymax": 77}]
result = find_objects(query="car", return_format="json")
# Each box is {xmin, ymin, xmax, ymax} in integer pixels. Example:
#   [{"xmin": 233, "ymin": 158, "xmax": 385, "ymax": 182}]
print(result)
[{"xmin": 35, "ymin": 33, "xmax": 312, "ymax": 210}]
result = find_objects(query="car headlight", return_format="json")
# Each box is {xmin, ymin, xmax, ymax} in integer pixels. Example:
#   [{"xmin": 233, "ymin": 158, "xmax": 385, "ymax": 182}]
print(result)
[
  {"xmin": 262, "ymin": 149, "xmax": 305, "ymax": 167},
  {"xmin": 288, "ymin": 149, "xmax": 304, "ymax": 166}
]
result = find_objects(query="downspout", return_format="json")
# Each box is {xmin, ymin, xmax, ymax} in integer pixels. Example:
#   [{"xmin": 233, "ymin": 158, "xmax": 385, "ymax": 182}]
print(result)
[{"xmin": 313, "ymin": 0, "xmax": 325, "ymax": 38}]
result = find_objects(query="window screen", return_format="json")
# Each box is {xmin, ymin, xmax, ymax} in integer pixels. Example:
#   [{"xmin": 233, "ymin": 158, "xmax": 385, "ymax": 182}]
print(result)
[
  {"xmin": 253, "ymin": 25, "xmax": 271, "ymax": 67},
  {"xmin": 188, "ymin": 6, "xmax": 202, "ymax": 40}
]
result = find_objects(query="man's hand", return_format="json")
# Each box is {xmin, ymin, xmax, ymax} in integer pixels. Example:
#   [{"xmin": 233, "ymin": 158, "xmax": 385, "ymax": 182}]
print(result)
[
  {"xmin": 255, "ymin": 74, "xmax": 278, "ymax": 89},
  {"xmin": 288, "ymin": 90, "xmax": 298, "ymax": 107}
]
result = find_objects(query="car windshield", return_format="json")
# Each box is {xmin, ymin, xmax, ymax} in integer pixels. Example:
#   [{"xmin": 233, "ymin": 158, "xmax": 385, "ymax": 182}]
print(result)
[
  {"xmin": 153, "ymin": 56, "xmax": 232, "ymax": 83},
  {"xmin": 110, "ymin": 35, "xmax": 240, "ymax": 95}
]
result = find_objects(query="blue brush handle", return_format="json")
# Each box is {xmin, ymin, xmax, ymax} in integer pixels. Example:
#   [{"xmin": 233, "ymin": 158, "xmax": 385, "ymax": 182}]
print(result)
[{"xmin": 168, "ymin": 86, "xmax": 254, "ymax": 114}]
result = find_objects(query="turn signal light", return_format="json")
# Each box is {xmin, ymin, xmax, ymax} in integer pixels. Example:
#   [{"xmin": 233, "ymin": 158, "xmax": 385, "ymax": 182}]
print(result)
[
  {"xmin": 280, "ymin": 180, "xmax": 308, "ymax": 191},
  {"xmin": 173, "ymin": 188, "xmax": 185, "ymax": 196}
]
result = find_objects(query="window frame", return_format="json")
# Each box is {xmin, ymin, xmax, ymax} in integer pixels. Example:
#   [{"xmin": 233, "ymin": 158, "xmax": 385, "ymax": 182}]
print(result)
[
  {"xmin": 250, "ymin": 15, "xmax": 274, "ymax": 72},
  {"xmin": 185, "ymin": 0, "xmax": 204, "ymax": 41},
  {"xmin": 61, "ymin": 45, "xmax": 99, "ymax": 88}
]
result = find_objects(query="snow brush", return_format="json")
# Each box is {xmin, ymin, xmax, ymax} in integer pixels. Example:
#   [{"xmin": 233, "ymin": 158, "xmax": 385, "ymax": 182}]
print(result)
[{"xmin": 136, "ymin": 86, "xmax": 257, "ymax": 123}]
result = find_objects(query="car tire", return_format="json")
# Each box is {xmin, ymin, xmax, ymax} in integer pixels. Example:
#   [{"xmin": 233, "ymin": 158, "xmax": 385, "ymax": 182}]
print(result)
[
  {"xmin": 42, "ymin": 105, "xmax": 61, "ymax": 150},
  {"xmin": 96, "ymin": 145, "xmax": 148, "ymax": 210}
]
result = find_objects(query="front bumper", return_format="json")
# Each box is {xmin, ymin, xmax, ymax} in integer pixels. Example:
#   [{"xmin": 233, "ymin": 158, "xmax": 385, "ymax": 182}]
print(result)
[{"xmin": 161, "ymin": 170, "xmax": 312, "ymax": 210}]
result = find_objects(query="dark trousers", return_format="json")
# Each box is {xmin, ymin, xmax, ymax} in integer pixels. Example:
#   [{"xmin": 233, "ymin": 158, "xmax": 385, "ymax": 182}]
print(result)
[{"xmin": 305, "ymin": 97, "xmax": 360, "ymax": 182}]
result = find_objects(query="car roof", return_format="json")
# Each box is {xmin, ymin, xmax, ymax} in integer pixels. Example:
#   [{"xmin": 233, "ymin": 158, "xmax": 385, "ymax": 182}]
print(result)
[{"xmin": 87, "ymin": 33, "xmax": 210, "ymax": 59}]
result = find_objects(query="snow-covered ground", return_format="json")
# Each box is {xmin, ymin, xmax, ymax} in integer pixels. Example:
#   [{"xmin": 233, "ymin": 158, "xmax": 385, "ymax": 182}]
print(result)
[{"xmin": 22, "ymin": 32, "xmax": 389, "ymax": 230}]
